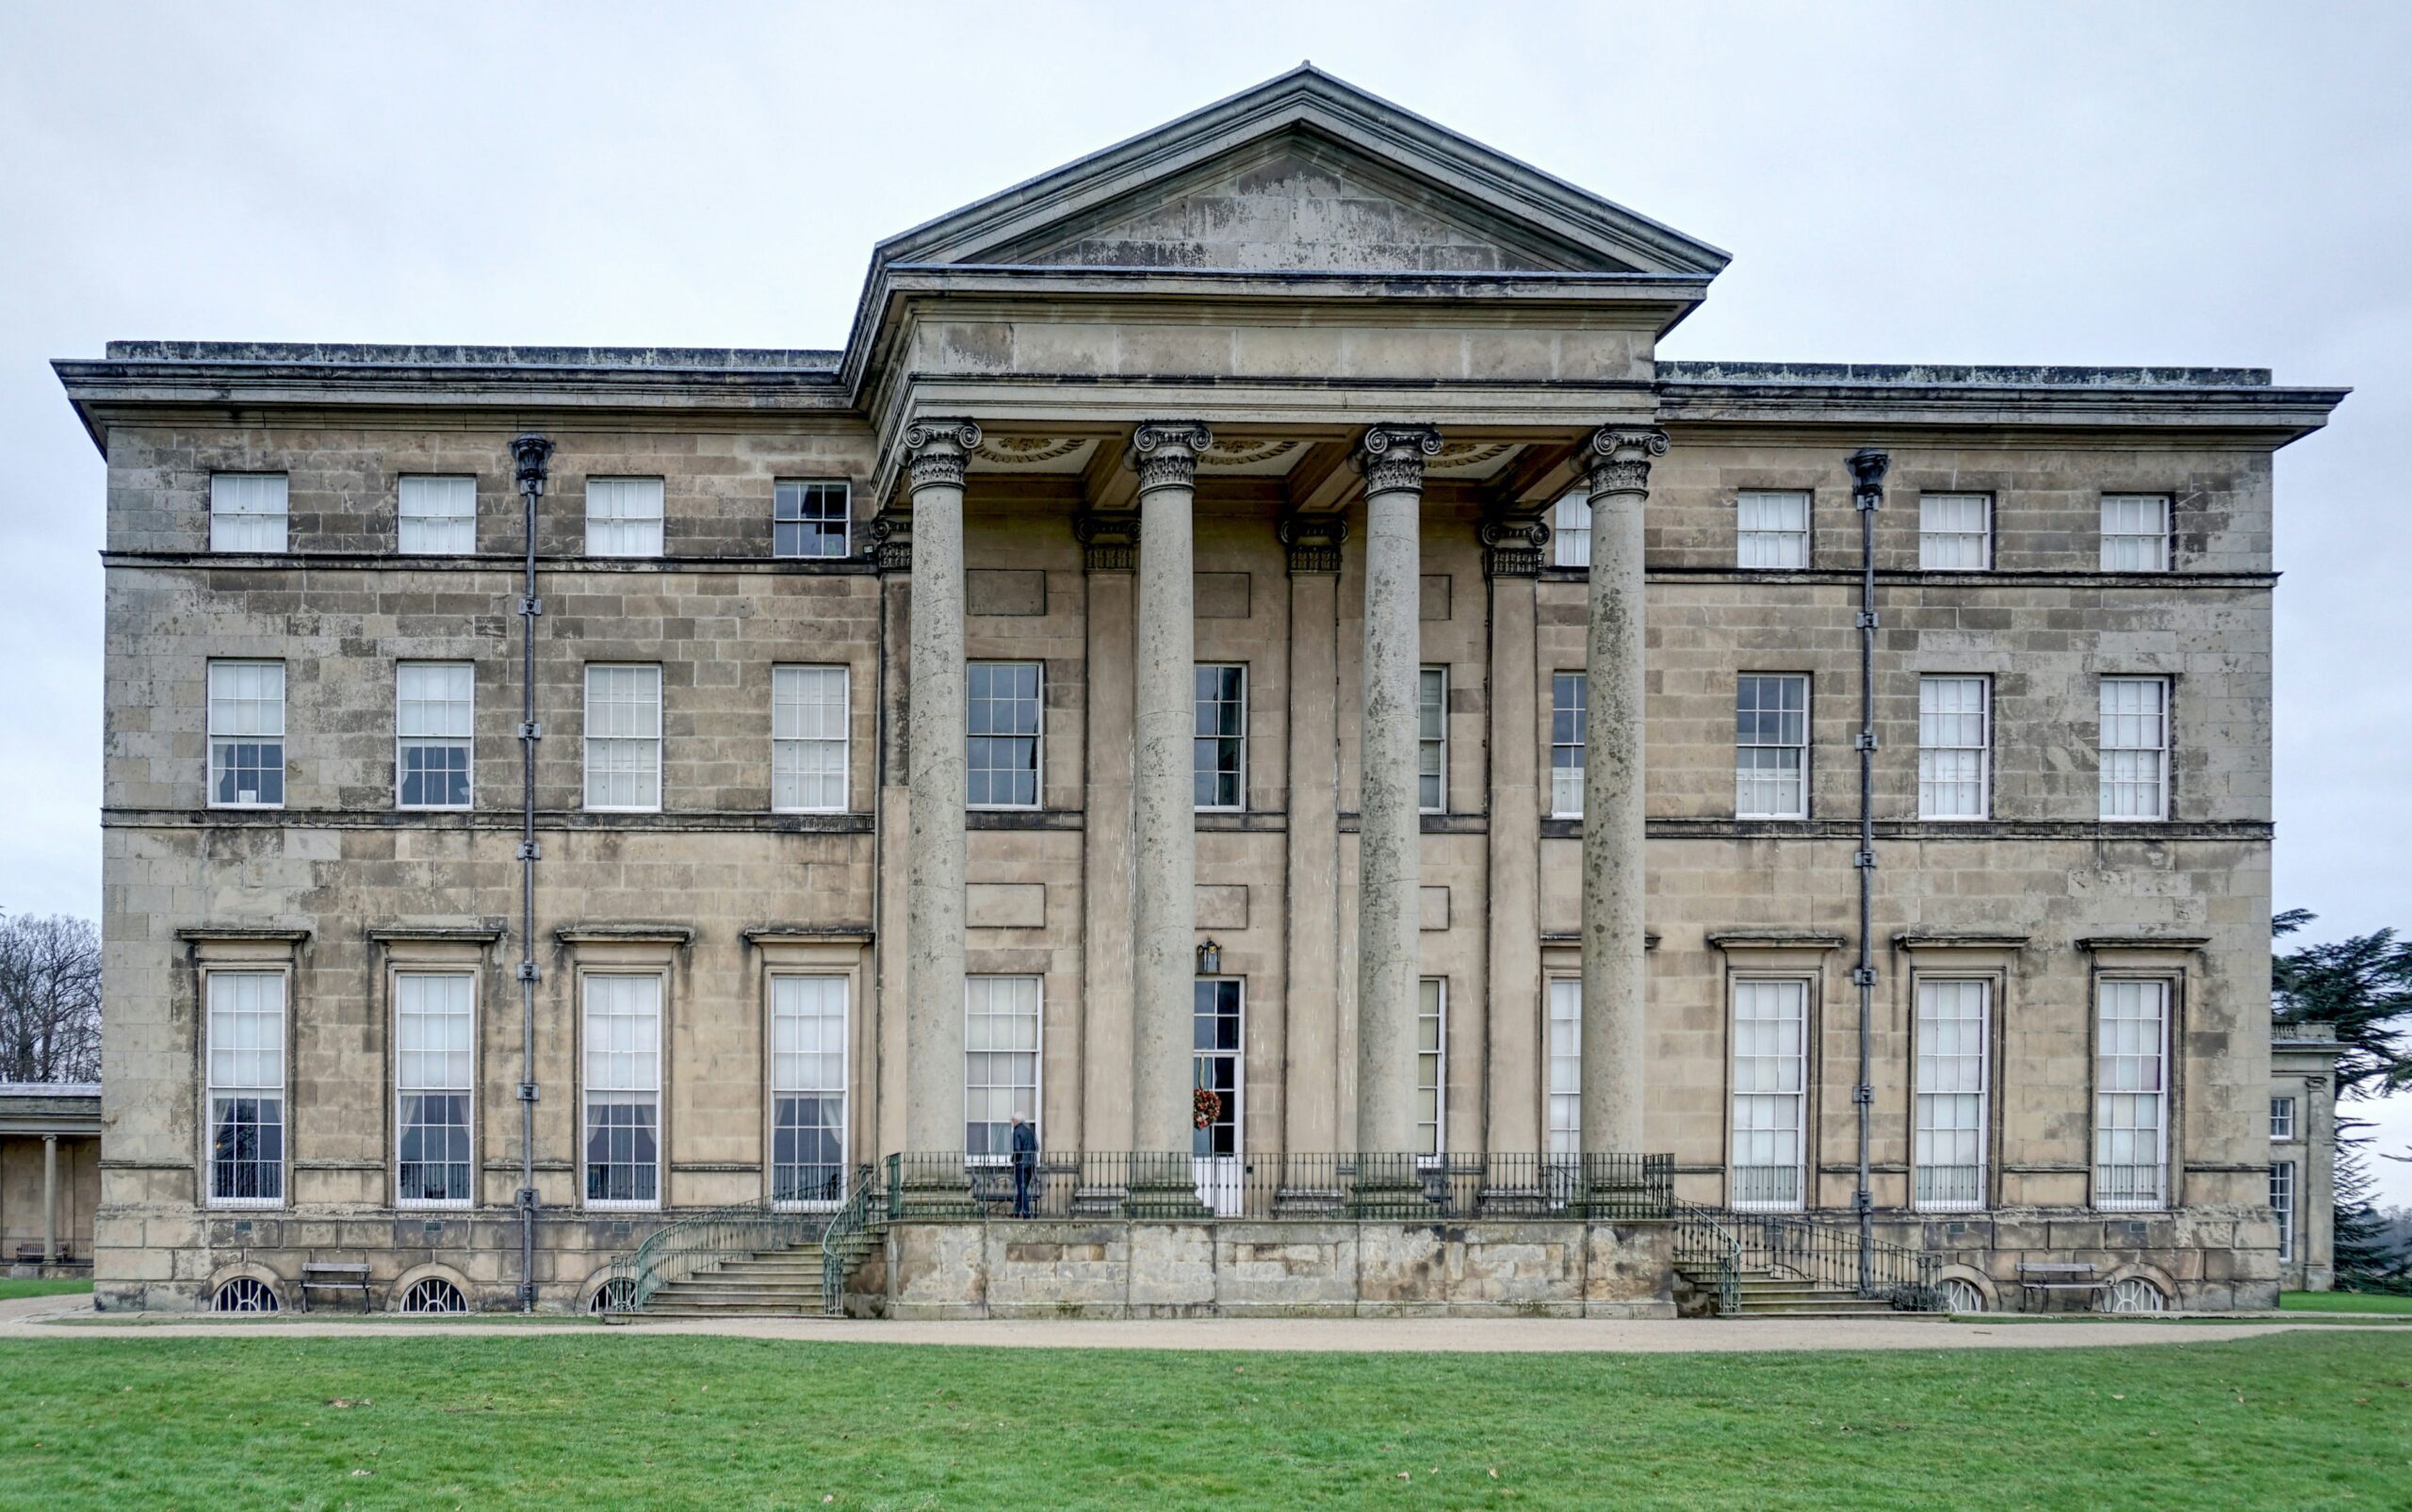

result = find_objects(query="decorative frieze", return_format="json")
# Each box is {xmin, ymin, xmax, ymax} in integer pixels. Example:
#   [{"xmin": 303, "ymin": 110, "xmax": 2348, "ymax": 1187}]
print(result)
[{"xmin": 1277, "ymin": 510, "xmax": 1348, "ymax": 575}]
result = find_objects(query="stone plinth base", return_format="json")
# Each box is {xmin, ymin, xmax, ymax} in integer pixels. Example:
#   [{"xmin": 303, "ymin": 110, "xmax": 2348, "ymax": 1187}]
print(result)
[{"xmin": 855, "ymin": 1217, "xmax": 1676, "ymax": 1320}]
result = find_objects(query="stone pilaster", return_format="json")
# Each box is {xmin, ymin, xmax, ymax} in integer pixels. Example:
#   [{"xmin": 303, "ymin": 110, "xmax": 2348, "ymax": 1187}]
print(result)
[
  {"xmin": 1352, "ymin": 424, "xmax": 1441, "ymax": 1163},
  {"xmin": 871, "ymin": 512, "xmax": 914, "ymax": 1160},
  {"xmin": 1129, "ymin": 423, "xmax": 1211, "ymax": 1212},
  {"xmin": 1074, "ymin": 510, "xmax": 1141, "ymax": 1156},
  {"xmin": 1481, "ymin": 513, "xmax": 1549, "ymax": 1155},
  {"xmin": 1578, "ymin": 426, "xmax": 1665, "ymax": 1157},
  {"xmin": 1279, "ymin": 511, "xmax": 1348, "ymax": 1156},
  {"xmin": 902, "ymin": 419, "xmax": 978, "ymax": 1169}
]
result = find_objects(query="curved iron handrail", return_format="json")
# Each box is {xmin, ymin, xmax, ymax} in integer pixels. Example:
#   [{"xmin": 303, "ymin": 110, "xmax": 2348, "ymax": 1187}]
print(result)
[
  {"xmin": 602, "ymin": 1187, "xmax": 848, "ymax": 1317},
  {"xmin": 820, "ymin": 1163, "xmax": 877, "ymax": 1316},
  {"xmin": 1671, "ymin": 1202, "xmax": 1942, "ymax": 1313},
  {"xmin": 1670, "ymin": 1200, "xmax": 1744, "ymax": 1316}
]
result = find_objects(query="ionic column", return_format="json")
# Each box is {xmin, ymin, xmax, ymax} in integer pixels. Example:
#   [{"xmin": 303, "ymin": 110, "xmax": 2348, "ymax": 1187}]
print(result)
[
  {"xmin": 1074, "ymin": 510, "xmax": 1141, "ymax": 1157},
  {"xmin": 1129, "ymin": 422, "xmax": 1211, "ymax": 1210},
  {"xmin": 1578, "ymin": 426, "xmax": 1666, "ymax": 1157},
  {"xmin": 1280, "ymin": 512, "xmax": 1348, "ymax": 1158},
  {"xmin": 1481, "ymin": 514, "xmax": 1550, "ymax": 1156},
  {"xmin": 1353, "ymin": 424, "xmax": 1441, "ymax": 1162},
  {"xmin": 42, "ymin": 1133, "xmax": 58, "ymax": 1264},
  {"xmin": 902, "ymin": 419, "xmax": 979, "ymax": 1166}
]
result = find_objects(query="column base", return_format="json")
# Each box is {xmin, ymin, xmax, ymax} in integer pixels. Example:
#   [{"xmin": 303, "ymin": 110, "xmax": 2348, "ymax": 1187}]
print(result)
[
  {"xmin": 893, "ymin": 1162, "xmax": 981, "ymax": 1221},
  {"xmin": 1349, "ymin": 1155, "xmax": 1438, "ymax": 1222}
]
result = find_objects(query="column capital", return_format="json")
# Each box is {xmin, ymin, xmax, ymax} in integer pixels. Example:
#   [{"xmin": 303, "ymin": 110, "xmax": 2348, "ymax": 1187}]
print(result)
[
  {"xmin": 1128, "ymin": 421, "xmax": 1214, "ymax": 493},
  {"xmin": 903, "ymin": 417, "xmax": 982, "ymax": 493},
  {"xmin": 1278, "ymin": 509, "xmax": 1349, "ymax": 575},
  {"xmin": 1073, "ymin": 509, "xmax": 1142, "ymax": 572},
  {"xmin": 1353, "ymin": 424, "xmax": 1443, "ymax": 496},
  {"xmin": 1478, "ymin": 513, "xmax": 1551, "ymax": 579},
  {"xmin": 1578, "ymin": 426, "xmax": 1669, "ymax": 498},
  {"xmin": 869, "ymin": 513, "xmax": 912, "ymax": 574}
]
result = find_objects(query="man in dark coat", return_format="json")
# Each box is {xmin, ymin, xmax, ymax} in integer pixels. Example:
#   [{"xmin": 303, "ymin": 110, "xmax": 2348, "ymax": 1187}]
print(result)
[{"xmin": 1009, "ymin": 1113, "xmax": 1039, "ymax": 1218}]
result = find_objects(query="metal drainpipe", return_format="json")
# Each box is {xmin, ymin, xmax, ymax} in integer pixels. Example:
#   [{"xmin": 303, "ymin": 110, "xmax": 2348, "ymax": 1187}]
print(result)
[
  {"xmin": 509, "ymin": 433, "xmax": 555, "ymax": 1311},
  {"xmin": 1847, "ymin": 447, "xmax": 1890, "ymax": 1296}
]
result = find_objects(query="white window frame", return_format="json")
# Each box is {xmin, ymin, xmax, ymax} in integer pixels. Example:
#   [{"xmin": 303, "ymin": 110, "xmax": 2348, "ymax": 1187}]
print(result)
[
  {"xmin": 967, "ymin": 660, "xmax": 1043, "ymax": 811},
  {"xmin": 1917, "ymin": 675, "xmax": 1991, "ymax": 821},
  {"xmin": 583, "ymin": 664, "xmax": 663, "ymax": 813},
  {"xmin": 2099, "ymin": 676, "xmax": 2171, "ymax": 821},
  {"xmin": 204, "ymin": 968, "xmax": 288, "ymax": 1209},
  {"xmin": 397, "ymin": 475, "xmax": 477, "ymax": 555},
  {"xmin": 585, "ymin": 477, "xmax": 666, "ymax": 558},
  {"xmin": 1729, "ymin": 978, "xmax": 1808, "ymax": 1212},
  {"xmin": 1416, "ymin": 977, "xmax": 1447, "ymax": 1162},
  {"xmin": 1547, "ymin": 978, "xmax": 1581, "ymax": 1158},
  {"xmin": 1736, "ymin": 489, "xmax": 1811, "ymax": 570},
  {"xmin": 2270, "ymin": 1095, "xmax": 2297, "ymax": 1142},
  {"xmin": 773, "ymin": 479, "xmax": 852, "ymax": 560},
  {"xmin": 770, "ymin": 974, "xmax": 849, "ymax": 1211},
  {"xmin": 2094, "ymin": 977, "xmax": 2171, "ymax": 1211},
  {"xmin": 1192, "ymin": 978, "xmax": 1245, "ymax": 1163},
  {"xmin": 1551, "ymin": 673, "xmax": 1586, "ymax": 819},
  {"xmin": 209, "ymin": 473, "xmax": 288, "ymax": 554},
  {"xmin": 1194, "ymin": 663, "xmax": 1247, "ymax": 814},
  {"xmin": 2101, "ymin": 494, "xmax": 2173, "ymax": 572},
  {"xmin": 772, "ymin": 665, "xmax": 849, "ymax": 815},
  {"xmin": 965, "ymin": 975, "xmax": 1042, "ymax": 1162},
  {"xmin": 1418, "ymin": 665, "xmax": 1448, "ymax": 815},
  {"xmin": 206, "ymin": 659, "xmax": 286, "ymax": 810},
  {"xmin": 2271, "ymin": 1159, "xmax": 2296, "ymax": 1263},
  {"xmin": 1552, "ymin": 491, "xmax": 1591, "ymax": 568},
  {"xmin": 1736, "ymin": 674, "xmax": 1811, "ymax": 821},
  {"xmin": 581, "ymin": 973, "xmax": 664, "ymax": 1211},
  {"xmin": 1913, "ymin": 978, "xmax": 1990, "ymax": 1212},
  {"xmin": 1918, "ymin": 493, "xmax": 1993, "ymax": 571},
  {"xmin": 395, "ymin": 971, "xmax": 476, "ymax": 1209},
  {"xmin": 396, "ymin": 661, "xmax": 475, "ymax": 811}
]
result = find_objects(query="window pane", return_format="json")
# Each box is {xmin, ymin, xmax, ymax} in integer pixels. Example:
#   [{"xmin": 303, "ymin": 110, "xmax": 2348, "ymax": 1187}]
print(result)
[
  {"xmin": 965, "ymin": 976, "xmax": 1041, "ymax": 1157},
  {"xmin": 1915, "ymin": 979, "xmax": 1987, "ymax": 1210},
  {"xmin": 2101, "ymin": 496, "xmax": 2171, "ymax": 571},
  {"xmin": 1736, "ymin": 675, "xmax": 1810, "ymax": 819},
  {"xmin": 1736, "ymin": 490, "xmax": 1809, "ymax": 569},
  {"xmin": 2094, "ymin": 980, "xmax": 2168, "ymax": 1209},
  {"xmin": 398, "ymin": 476, "xmax": 477, "ymax": 553},
  {"xmin": 1917, "ymin": 676, "xmax": 1989, "ymax": 820},
  {"xmin": 1552, "ymin": 674, "xmax": 1587, "ymax": 818},
  {"xmin": 1194, "ymin": 664, "xmax": 1245, "ymax": 810},
  {"xmin": 210, "ymin": 475, "xmax": 288, "ymax": 553},
  {"xmin": 1731, "ymin": 980, "xmax": 1806, "ymax": 1210},
  {"xmin": 1919, "ymin": 494, "xmax": 1990, "ymax": 571},
  {"xmin": 1547, "ymin": 980, "xmax": 1581, "ymax": 1157},
  {"xmin": 585, "ymin": 665, "xmax": 662, "ymax": 809},
  {"xmin": 208, "ymin": 661, "xmax": 286, "ymax": 807},
  {"xmin": 1553, "ymin": 492, "xmax": 1591, "ymax": 567},
  {"xmin": 2098, "ymin": 677, "xmax": 2169, "ymax": 820},
  {"xmin": 1417, "ymin": 979, "xmax": 1445, "ymax": 1158},
  {"xmin": 397, "ymin": 973, "xmax": 474, "ymax": 1203},
  {"xmin": 773, "ymin": 665, "xmax": 848, "ymax": 811},
  {"xmin": 1417, "ymin": 667, "xmax": 1446, "ymax": 813},
  {"xmin": 968, "ymin": 662, "xmax": 1042, "ymax": 807},
  {"xmin": 586, "ymin": 479, "xmax": 665, "ymax": 557},
  {"xmin": 774, "ymin": 480, "xmax": 851, "ymax": 560},
  {"xmin": 207, "ymin": 972, "xmax": 285, "ymax": 1202},
  {"xmin": 772, "ymin": 976, "xmax": 847, "ymax": 1204}
]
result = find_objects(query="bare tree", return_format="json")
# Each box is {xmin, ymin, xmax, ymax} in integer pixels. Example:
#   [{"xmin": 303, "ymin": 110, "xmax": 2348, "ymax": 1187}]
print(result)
[{"xmin": 0, "ymin": 914, "xmax": 102, "ymax": 1083}]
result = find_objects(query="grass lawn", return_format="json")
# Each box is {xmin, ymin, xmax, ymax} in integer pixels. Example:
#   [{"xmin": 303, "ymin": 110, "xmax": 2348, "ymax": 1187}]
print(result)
[
  {"xmin": 1, "ymin": 1332, "xmax": 2409, "ymax": 1509},
  {"xmin": 2282, "ymin": 1290, "xmax": 2412, "ymax": 1315},
  {"xmin": 0, "ymin": 1278, "xmax": 92, "ymax": 1301}
]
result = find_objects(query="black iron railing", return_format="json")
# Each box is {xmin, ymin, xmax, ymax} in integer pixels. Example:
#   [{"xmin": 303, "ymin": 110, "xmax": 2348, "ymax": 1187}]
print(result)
[
  {"xmin": 880, "ymin": 1151, "xmax": 1673, "ymax": 1222},
  {"xmin": 819, "ymin": 1162, "xmax": 877, "ymax": 1316},
  {"xmin": 603, "ymin": 1174, "xmax": 868, "ymax": 1317},
  {"xmin": 1671, "ymin": 1199, "xmax": 1941, "ymax": 1312}
]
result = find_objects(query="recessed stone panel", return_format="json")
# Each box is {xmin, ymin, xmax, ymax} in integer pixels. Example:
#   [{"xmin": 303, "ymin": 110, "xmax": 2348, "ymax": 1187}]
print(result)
[
  {"xmin": 967, "ymin": 883, "xmax": 1046, "ymax": 929},
  {"xmin": 1196, "ymin": 572, "xmax": 1251, "ymax": 619},
  {"xmin": 968, "ymin": 569, "xmax": 1047, "ymax": 617},
  {"xmin": 1196, "ymin": 884, "xmax": 1249, "ymax": 931}
]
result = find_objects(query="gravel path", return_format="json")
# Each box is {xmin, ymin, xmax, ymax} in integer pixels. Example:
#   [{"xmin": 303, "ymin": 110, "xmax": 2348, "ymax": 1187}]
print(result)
[{"xmin": 3, "ymin": 1294, "xmax": 2397, "ymax": 1353}]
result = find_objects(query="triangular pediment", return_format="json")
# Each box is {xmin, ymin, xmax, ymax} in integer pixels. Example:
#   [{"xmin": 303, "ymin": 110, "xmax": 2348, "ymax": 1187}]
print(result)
[{"xmin": 875, "ymin": 66, "xmax": 1728, "ymax": 280}]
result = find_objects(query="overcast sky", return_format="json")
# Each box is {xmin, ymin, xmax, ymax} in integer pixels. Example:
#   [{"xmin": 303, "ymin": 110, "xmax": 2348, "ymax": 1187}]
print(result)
[{"xmin": 3, "ymin": 2, "xmax": 2405, "ymax": 1194}]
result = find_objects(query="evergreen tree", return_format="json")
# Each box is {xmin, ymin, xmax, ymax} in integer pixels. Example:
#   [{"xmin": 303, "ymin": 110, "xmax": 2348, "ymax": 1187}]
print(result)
[{"xmin": 2273, "ymin": 912, "xmax": 2412, "ymax": 1291}]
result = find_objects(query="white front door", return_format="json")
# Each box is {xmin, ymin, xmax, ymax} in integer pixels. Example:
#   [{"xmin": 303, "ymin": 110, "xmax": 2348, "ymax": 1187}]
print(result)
[{"xmin": 1193, "ymin": 979, "xmax": 1243, "ymax": 1215}]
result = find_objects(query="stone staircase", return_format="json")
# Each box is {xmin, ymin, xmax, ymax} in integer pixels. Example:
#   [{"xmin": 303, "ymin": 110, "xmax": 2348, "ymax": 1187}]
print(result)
[
  {"xmin": 1682, "ymin": 1265, "xmax": 1945, "ymax": 1320},
  {"xmin": 640, "ymin": 1248, "xmax": 825, "ymax": 1317}
]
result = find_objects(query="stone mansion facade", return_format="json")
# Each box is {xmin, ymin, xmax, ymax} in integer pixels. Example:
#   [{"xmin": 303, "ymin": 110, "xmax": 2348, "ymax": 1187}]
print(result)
[{"xmin": 59, "ymin": 68, "xmax": 2344, "ymax": 1313}]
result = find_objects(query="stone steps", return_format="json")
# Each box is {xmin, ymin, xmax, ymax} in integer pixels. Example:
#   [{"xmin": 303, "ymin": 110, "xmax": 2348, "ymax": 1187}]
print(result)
[{"xmin": 1680, "ymin": 1264, "xmax": 1939, "ymax": 1319}]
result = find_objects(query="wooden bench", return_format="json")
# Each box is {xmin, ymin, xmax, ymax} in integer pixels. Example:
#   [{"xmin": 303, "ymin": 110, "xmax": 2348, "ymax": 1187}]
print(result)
[
  {"xmin": 2016, "ymin": 1261, "xmax": 2105, "ymax": 1309},
  {"xmin": 299, "ymin": 1261, "xmax": 372, "ymax": 1313}
]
